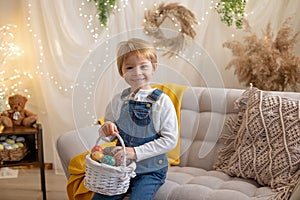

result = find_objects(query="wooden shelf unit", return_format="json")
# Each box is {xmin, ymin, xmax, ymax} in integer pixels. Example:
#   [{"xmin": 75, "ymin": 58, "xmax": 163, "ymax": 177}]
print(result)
[{"xmin": 0, "ymin": 124, "xmax": 46, "ymax": 200}]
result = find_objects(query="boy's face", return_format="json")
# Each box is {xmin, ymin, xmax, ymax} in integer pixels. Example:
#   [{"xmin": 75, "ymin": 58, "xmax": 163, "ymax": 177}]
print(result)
[{"xmin": 121, "ymin": 53, "xmax": 156, "ymax": 91}]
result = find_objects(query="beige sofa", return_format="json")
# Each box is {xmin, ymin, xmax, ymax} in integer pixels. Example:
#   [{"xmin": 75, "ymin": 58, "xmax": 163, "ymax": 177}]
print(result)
[{"xmin": 56, "ymin": 86, "xmax": 300, "ymax": 200}]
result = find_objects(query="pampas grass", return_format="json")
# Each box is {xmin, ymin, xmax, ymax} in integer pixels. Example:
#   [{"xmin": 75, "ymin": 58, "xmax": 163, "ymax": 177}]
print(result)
[{"xmin": 224, "ymin": 17, "xmax": 300, "ymax": 91}]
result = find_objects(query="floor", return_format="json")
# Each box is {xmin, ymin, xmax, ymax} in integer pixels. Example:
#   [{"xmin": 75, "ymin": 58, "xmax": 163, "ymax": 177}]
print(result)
[{"xmin": 0, "ymin": 168, "xmax": 68, "ymax": 200}]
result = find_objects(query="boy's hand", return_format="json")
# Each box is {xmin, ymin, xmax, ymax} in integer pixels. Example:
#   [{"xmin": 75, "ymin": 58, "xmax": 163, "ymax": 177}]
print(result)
[
  {"xmin": 99, "ymin": 121, "xmax": 118, "ymax": 137},
  {"xmin": 113, "ymin": 146, "xmax": 137, "ymax": 160}
]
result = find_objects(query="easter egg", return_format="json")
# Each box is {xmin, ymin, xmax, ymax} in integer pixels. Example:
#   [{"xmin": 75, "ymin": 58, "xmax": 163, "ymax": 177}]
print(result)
[
  {"xmin": 114, "ymin": 156, "xmax": 123, "ymax": 166},
  {"xmin": 11, "ymin": 143, "xmax": 19, "ymax": 149},
  {"xmin": 103, "ymin": 146, "xmax": 115, "ymax": 156},
  {"xmin": 91, "ymin": 145, "xmax": 103, "ymax": 153},
  {"xmin": 2, "ymin": 142, "xmax": 8, "ymax": 146},
  {"xmin": 115, "ymin": 157, "xmax": 133, "ymax": 166},
  {"xmin": 0, "ymin": 136, "xmax": 7, "ymax": 142},
  {"xmin": 8, "ymin": 135, "xmax": 17, "ymax": 140},
  {"xmin": 5, "ymin": 144, "xmax": 13, "ymax": 150},
  {"xmin": 16, "ymin": 142, "xmax": 24, "ymax": 148},
  {"xmin": 91, "ymin": 151, "xmax": 105, "ymax": 162},
  {"xmin": 5, "ymin": 138, "xmax": 15, "ymax": 145},
  {"xmin": 100, "ymin": 155, "xmax": 115, "ymax": 166},
  {"xmin": 16, "ymin": 137, "xmax": 25, "ymax": 143},
  {"xmin": 0, "ymin": 144, "xmax": 4, "ymax": 150}
]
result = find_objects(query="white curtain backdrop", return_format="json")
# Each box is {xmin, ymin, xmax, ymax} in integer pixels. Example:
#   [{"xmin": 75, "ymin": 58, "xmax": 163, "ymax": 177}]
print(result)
[{"xmin": 10, "ymin": 0, "xmax": 300, "ymax": 173}]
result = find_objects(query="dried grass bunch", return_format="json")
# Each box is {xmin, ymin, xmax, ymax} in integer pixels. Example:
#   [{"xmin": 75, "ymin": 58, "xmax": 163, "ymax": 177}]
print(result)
[
  {"xmin": 224, "ymin": 17, "xmax": 300, "ymax": 91},
  {"xmin": 144, "ymin": 2, "xmax": 198, "ymax": 58}
]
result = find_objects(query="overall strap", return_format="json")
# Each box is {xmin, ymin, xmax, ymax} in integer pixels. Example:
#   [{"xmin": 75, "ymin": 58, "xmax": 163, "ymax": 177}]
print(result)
[
  {"xmin": 120, "ymin": 88, "xmax": 131, "ymax": 99},
  {"xmin": 147, "ymin": 89, "xmax": 163, "ymax": 101}
]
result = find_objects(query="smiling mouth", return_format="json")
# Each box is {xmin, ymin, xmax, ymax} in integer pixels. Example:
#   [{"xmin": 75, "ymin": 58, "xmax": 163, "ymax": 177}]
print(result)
[{"xmin": 132, "ymin": 78, "xmax": 145, "ymax": 82}]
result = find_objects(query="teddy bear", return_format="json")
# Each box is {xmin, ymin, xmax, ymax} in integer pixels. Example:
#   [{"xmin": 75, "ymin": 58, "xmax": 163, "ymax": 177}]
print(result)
[{"xmin": 0, "ymin": 94, "xmax": 38, "ymax": 127}]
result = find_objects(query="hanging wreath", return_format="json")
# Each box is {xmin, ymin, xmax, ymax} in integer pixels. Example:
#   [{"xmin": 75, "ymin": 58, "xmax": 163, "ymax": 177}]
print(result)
[{"xmin": 143, "ymin": 2, "xmax": 198, "ymax": 58}]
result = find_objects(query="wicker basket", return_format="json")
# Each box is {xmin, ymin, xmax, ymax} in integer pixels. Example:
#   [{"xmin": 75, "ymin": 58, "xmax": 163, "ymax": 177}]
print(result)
[
  {"xmin": 84, "ymin": 133, "xmax": 136, "ymax": 196},
  {"xmin": 0, "ymin": 145, "xmax": 28, "ymax": 162}
]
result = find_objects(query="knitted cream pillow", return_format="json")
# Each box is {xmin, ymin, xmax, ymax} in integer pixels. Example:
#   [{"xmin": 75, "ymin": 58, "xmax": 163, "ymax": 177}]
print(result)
[{"xmin": 215, "ymin": 87, "xmax": 300, "ymax": 199}]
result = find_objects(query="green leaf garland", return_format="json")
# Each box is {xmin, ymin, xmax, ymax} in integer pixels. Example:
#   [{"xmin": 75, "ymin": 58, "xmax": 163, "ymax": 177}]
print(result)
[{"xmin": 88, "ymin": 0, "xmax": 117, "ymax": 26}]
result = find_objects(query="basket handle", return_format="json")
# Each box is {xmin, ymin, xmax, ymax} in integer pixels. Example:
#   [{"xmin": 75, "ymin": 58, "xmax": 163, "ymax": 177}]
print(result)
[{"xmin": 95, "ymin": 132, "xmax": 127, "ymax": 168}]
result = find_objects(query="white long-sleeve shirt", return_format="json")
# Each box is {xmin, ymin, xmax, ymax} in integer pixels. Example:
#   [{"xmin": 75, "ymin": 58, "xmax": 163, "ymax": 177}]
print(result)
[{"xmin": 104, "ymin": 88, "xmax": 178, "ymax": 162}]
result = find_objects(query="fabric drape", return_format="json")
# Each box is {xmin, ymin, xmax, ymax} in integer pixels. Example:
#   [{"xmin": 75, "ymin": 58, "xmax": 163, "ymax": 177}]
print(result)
[{"xmin": 9, "ymin": 0, "xmax": 300, "ymax": 173}]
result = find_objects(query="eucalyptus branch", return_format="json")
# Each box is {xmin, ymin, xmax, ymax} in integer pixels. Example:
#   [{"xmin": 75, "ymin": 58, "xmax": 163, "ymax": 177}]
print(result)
[
  {"xmin": 88, "ymin": 0, "xmax": 117, "ymax": 26},
  {"xmin": 215, "ymin": 0, "xmax": 247, "ymax": 29}
]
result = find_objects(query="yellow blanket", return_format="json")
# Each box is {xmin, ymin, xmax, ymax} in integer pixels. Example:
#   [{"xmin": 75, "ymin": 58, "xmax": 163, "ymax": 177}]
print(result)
[
  {"xmin": 66, "ymin": 83, "xmax": 187, "ymax": 200},
  {"xmin": 154, "ymin": 83, "xmax": 187, "ymax": 165},
  {"xmin": 67, "ymin": 151, "xmax": 93, "ymax": 200}
]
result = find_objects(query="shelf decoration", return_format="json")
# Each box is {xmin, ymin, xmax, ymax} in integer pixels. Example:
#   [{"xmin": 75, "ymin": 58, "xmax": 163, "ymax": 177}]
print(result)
[
  {"xmin": 87, "ymin": 0, "xmax": 117, "ymax": 26},
  {"xmin": 224, "ymin": 17, "xmax": 300, "ymax": 91},
  {"xmin": 214, "ymin": 0, "xmax": 247, "ymax": 29},
  {"xmin": 143, "ymin": 2, "xmax": 198, "ymax": 58}
]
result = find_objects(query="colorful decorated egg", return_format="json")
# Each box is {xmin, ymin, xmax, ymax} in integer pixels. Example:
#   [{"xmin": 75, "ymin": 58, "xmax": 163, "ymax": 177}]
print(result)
[
  {"xmin": 91, "ymin": 151, "xmax": 105, "ymax": 162},
  {"xmin": 91, "ymin": 145, "xmax": 103, "ymax": 153},
  {"xmin": 0, "ymin": 136, "xmax": 7, "ymax": 142},
  {"xmin": 103, "ymin": 146, "xmax": 115, "ymax": 156},
  {"xmin": 100, "ymin": 155, "xmax": 116, "ymax": 166},
  {"xmin": 114, "ymin": 156, "xmax": 123, "ymax": 166},
  {"xmin": 16, "ymin": 142, "xmax": 24, "ymax": 148},
  {"xmin": 5, "ymin": 138, "xmax": 15, "ymax": 145},
  {"xmin": 8, "ymin": 135, "xmax": 17, "ymax": 140},
  {"xmin": 11, "ymin": 143, "xmax": 19, "ymax": 149},
  {"xmin": 115, "ymin": 156, "xmax": 133, "ymax": 166},
  {"xmin": 16, "ymin": 137, "xmax": 25, "ymax": 143},
  {"xmin": 4, "ymin": 144, "xmax": 13, "ymax": 150}
]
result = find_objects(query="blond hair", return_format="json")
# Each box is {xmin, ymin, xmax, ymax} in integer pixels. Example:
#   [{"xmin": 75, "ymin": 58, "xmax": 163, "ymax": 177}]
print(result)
[{"xmin": 117, "ymin": 38, "xmax": 157, "ymax": 76}]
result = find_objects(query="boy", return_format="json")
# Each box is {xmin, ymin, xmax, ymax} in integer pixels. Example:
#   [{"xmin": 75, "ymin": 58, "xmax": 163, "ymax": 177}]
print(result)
[{"xmin": 93, "ymin": 38, "xmax": 178, "ymax": 200}]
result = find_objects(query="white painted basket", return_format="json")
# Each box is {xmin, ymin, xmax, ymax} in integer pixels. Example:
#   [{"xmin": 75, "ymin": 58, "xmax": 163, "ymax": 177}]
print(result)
[{"xmin": 84, "ymin": 133, "xmax": 136, "ymax": 196}]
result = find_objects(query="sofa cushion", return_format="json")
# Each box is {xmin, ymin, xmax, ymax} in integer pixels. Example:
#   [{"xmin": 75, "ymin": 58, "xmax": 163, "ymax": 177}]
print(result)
[
  {"xmin": 155, "ymin": 166, "xmax": 274, "ymax": 200},
  {"xmin": 214, "ymin": 87, "xmax": 300, "ymax": 199}
]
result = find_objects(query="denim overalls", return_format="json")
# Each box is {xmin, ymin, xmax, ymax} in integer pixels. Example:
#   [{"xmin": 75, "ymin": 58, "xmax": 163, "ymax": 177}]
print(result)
[
  {"xmin": 116, "ymin": 88, "xmax": 168, "ymax": 173},
  {"xmin": 92, "ymin": 88, "xmax": 168, "ymax": 200}
]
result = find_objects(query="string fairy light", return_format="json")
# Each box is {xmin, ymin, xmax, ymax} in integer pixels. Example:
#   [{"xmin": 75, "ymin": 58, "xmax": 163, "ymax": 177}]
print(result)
[
  {"xmin": 78, "ymin": 0, "xmax": 129, "ymax": 43},
  {"xmin": 0, "ymin": 25, "xmax": 24, "ymax": 65},
  {"xmin": 25, "ymin": 0, "xmax": 254, "ymax": 98},
  {"xmin": 0, "ymin": 24, "xmax": 34, "ymax": 111},
  {"xmin": 25, "ymin": 0, "xmax": 129, "ymax": 98},
  {"xmin": 25, "ymin": 0, "xmax": 254, "ymax": 125},
  {"xmin": 26, "ymin": 2, "xmax": 75, "ymax": 94}
]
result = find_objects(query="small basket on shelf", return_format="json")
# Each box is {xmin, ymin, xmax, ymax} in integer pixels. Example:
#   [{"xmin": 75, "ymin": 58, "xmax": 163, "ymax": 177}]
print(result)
[
  {"xmin": 0, "ymin": 145, "xmax": 28, "ymax": 162},
  {"xmin": 84, "ymin": 132, "xmax": 136, "ymax": 196}
]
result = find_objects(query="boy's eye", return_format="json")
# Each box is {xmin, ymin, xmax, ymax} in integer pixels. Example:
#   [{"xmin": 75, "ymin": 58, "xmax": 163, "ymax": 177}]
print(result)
[
  {"xmin": 125, "ymin": 66, "xmax": 134, "ymax": 70},
  {"xmin": 140, "ymin": 64, "xmax": 151, "ymax": 69}
]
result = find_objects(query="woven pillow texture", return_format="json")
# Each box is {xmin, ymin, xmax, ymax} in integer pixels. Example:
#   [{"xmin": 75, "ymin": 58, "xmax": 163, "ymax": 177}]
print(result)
[{"xmin": 214, "ymin": 87, "xmax": 300, "ymax": 199}]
